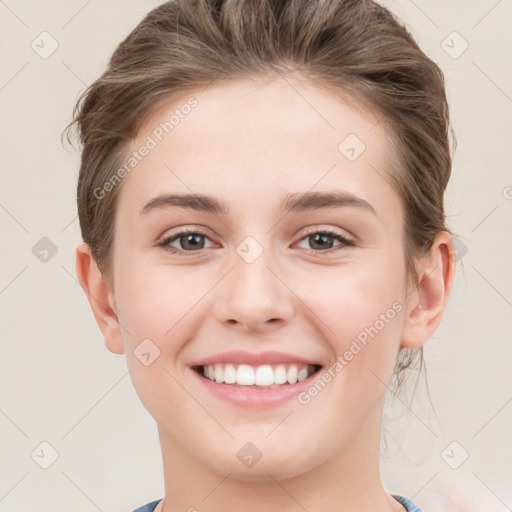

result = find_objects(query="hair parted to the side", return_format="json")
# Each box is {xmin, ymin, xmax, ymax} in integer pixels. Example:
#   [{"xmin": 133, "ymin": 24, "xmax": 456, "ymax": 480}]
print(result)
[{"xmin": 66, "ymin": 0, "xmax": 455, "ymax": 395}]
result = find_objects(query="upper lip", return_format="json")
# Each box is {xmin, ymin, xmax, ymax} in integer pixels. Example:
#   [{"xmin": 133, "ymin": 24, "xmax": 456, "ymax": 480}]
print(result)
[{"xmin": 190, "ymin": 350, "xmax": 323, "ymax": 368}]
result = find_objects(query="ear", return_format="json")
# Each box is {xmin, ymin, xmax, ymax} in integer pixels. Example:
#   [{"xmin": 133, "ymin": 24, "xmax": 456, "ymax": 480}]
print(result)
[
  {"xmin": 401, "ymin": 231, "xmax": 456, "ymax": 349},
  {"xmin": 75, "ymin": 242, "xmax": 124, "ymax": 354}
]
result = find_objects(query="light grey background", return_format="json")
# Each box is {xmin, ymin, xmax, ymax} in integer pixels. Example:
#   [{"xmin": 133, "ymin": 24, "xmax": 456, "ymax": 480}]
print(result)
[{"xmin": 0, "ymin": 1, "xmax": 511, "ymax": 511}]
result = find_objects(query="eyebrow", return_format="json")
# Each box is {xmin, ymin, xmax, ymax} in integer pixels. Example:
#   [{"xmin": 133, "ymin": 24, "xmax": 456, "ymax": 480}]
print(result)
[{"xmin": 139, "ymin": 191, "xmax": 377, "ymax": 217}]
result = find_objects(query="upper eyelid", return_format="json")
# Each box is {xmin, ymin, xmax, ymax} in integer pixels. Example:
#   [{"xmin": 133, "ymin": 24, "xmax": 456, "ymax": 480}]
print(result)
[
  {"xmin": 299, "ymin": 226, "xmax": 353, "ymax": 239},
  {"xmin": 159, "ymin": 225, "xmax": 215, "ymax": 241},
  {"xmin": 160, "ymin": 226, "xmax": 352, "ymax": 240}
]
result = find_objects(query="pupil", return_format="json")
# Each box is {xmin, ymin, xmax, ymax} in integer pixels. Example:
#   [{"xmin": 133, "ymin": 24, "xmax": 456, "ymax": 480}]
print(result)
[
  {"xmin": 311, "ymin": 233, "xmax": 333, "ymax": 250},
  {"xmin": 182, "ymin": 234, "xmax": 204, "ymax": 250}
]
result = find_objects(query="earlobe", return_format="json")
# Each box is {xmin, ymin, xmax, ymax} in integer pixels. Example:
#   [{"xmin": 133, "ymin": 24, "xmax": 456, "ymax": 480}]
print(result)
[
  {"xmin": 75, "ymin": 242, "xmax": 125, "ymax": 355},
  {"xmin": 401, "ymin": 231, "xmax": 456, "ymax": 349}
]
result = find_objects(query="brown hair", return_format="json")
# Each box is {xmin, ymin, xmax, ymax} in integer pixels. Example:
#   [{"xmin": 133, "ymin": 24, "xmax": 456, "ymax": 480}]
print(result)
[{"xmin": 67, "ymin": 0, "xmax": 454, "ymax": 392}]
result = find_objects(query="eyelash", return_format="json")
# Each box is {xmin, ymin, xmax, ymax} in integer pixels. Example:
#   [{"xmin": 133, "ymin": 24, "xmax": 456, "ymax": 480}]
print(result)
[{"xmin": 157, "ymin": 227, "xmax": 355, "ymax": 256}]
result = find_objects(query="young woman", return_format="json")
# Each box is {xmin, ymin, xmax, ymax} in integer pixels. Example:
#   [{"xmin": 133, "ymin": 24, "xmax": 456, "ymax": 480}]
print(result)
[{"xmin": 70, "ymin": 1, "xmax": 455, "ymax": 510}]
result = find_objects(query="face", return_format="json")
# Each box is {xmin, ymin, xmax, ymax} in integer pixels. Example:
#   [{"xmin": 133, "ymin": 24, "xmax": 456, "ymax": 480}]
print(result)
[{"xmin": 108, "ymin": 76, "xmax": 410, "ymax": 480}]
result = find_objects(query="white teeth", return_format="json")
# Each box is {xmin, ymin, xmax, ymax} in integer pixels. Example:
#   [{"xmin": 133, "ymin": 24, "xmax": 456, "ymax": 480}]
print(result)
[
  {"xmin": 274, "ymin": 365, "xmax": 287, "ymax": 384},
  {"xmin": 297, "ymin": 368, "xmax": 309, "ymax": 381},
  {"xmin": 287, "ymin": 365, "xmax": 298, "ymax": 384},
  {"xmin": 214, "ymin": 364, "xmax": 224, "ymax": 383},
  {"xmin": 223, "ymin": 363, "xmax": 237, "ymax": 384},
  {"xmin": 237, "ymin": 364, "xmax": 255, "ymax": 385},
  {"xmin": 255, "ymin": 365, "xmax": 274, "ymax": 386},
  {"xmin": 198, "ymin": 363, "xmax": 318, "ymax": 387}
]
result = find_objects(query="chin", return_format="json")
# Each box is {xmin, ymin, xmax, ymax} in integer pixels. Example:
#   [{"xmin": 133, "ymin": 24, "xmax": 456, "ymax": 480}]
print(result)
[
  {"xmin": 222, "ymin": 464, "xmax": 306, "ymax": 483},
  {"xmin": 205, "ymin": 448, "xmax": 318, "ymax": 483}
]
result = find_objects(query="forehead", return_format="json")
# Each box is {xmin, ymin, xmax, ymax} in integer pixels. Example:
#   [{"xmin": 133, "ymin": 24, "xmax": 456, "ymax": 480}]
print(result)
[{"xmin": 118, "ymin": 76, "xmax": 401, "ymax": 225}]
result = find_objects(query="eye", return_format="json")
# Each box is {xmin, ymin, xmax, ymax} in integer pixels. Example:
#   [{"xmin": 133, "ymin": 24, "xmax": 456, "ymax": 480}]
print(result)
[
  {"xmin": 157, "ymin": 228, "xmax": 215, "ymax": 255},
  {"xmin": 295, "ymin": 229, "xmax": 355, "ymax": 254},
  {"xmin": 157, "ymin": 227, "xmax": 355, "ymax": 256}
]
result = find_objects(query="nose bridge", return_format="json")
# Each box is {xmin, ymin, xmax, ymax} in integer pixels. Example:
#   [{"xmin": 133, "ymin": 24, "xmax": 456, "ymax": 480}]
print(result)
[{"xmin": 214, "ymin": 235, "xmax": 294, "ymax": 330}]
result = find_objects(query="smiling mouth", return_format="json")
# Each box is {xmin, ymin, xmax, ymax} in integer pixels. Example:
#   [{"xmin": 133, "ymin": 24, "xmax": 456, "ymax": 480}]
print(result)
[{"xmin": 192, "ymin": 363, "xmax": 323, "ymax": 389}]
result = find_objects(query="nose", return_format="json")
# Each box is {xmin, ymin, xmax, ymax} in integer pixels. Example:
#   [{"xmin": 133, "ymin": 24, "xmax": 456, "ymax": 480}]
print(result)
[{"xmin": 213, "ymin": 245, "xmax": 294, "ymax": 333}]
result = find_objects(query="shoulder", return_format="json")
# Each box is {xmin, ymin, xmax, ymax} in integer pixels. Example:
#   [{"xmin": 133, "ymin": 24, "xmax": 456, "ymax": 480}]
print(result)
[
  {"xmin": 392, "ymin": 494, "xmax": 423, "ymax": 512},
  {"xmin": 131, "ymin": 499, "xmax": 163, "ymax": 512}
]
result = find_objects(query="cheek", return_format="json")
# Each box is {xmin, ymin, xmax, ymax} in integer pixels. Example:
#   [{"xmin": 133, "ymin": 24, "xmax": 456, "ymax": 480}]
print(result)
[
  {"xmin": 297, "ymin": 259, "xmax": 406, "ymax": 406},
  {"xmin": 351, "ymin": 283, "xmax": 405, "ymax": 384},
  {"xmin": 113, "ymin": 262, "xmax": 210, "ymax": 346},
  {"xmin": 114, "ymin": 266, "xmax": 203, "ymax": 416},
  {"xmin": 301, "ymin": 261, "xmax": 405, "ymax": 344},
  {"xmin": 296, "ymin": 283, "xmax": 404, "ymax": 429}
]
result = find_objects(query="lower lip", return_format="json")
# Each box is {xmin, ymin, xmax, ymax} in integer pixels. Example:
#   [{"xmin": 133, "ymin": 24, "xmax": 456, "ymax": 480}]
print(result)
[{"xmin": 190, "ymin": 367, "xmax": 320, "ymax": 408}]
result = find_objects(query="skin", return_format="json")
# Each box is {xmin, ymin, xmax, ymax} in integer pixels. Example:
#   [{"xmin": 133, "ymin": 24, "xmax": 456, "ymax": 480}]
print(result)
[{"xmin": 76, "ymin": 75, "xmax": 455, "ymax": 512}]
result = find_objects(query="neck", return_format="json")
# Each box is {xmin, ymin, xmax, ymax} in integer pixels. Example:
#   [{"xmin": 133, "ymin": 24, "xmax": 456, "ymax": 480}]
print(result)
[{"xmin": 156, "ymin": 403, "xmax": 403, "ymax": 512}]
